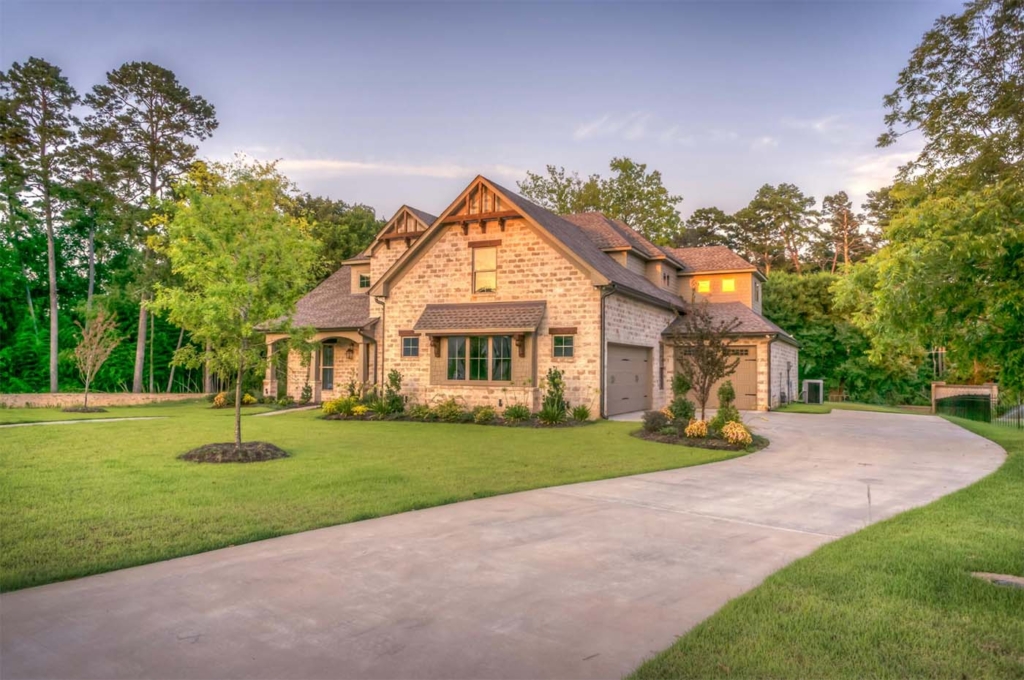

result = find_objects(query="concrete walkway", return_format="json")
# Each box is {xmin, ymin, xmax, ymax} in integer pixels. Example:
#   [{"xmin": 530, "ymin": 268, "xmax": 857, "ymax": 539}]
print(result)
[
  {"xmin": 0, "ymin": 416, "xmax": 166, "ymax": 429},
  {"xmin": 1, "ymin": 411, "xmax": 1004, "ymax": 680}
]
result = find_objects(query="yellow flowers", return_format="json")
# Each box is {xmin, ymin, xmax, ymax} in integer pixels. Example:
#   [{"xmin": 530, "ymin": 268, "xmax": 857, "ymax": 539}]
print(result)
[
  {"xmin": 722, "ymin": 421, "xmax": 753, "ymax": 446},
  {"xmin": 684, "ymin": 419, "xmax": 708, "ymax": 438},
  {"xmin": 352, "ymin": 404, "xmax": 370, "ymax": 416}
]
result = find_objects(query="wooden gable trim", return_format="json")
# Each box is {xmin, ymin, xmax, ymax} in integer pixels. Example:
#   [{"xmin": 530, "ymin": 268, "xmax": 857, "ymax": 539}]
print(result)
[{"xmin": 440, "ymin": 210, "xmax": 519, "ymax": 225}]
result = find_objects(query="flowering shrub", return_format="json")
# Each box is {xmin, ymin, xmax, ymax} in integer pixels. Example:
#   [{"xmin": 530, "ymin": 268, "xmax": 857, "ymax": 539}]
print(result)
[
  {"xmin": 322, "ymin": 396, "xmax": 358, "ymax": 416},
  {"xmin": 352, "ymin": 404, "xmax": 370, "ymax": 417},
  {"xmin": 721, "ymin": 421, "xmax": 752, "ymax": 446},
  {"xmin": 684, "ymin": 419, "xmax": 708, "ymax": 438},
  {"xmin": 212, "ymin": 392, "xmax": 229, "ymax": 408},
  {"xmin": 242, "ymin": 393, "xmax": 257, "ymax": 406}
]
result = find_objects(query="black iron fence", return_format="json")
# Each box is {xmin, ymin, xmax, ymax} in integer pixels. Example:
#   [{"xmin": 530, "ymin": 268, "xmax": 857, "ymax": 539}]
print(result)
[{"xmin": 935, "ymin": 393, "xmax": 1024, "ymax": 429}]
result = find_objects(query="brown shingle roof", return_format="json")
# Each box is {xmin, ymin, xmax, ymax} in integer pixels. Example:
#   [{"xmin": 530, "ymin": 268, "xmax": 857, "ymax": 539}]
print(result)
[
  {"xmin": 487, "ymin": 181, "xmax": 686, "ymax": 310},
  {"xmin": 663, "ymin": 302, "xmax": 799, "ymax": 345},
  {"xmin": 406, "ymin": 206, "xmax": 438, "ymax": 227},
  {"xmin": 414, "ymin": 301, "xmax": 547, "ymax": 333},
  {"xmin": 291, "ymin": 265, "xmax": 373, "ymax": 329},
  {"xmin": 665, "ymin": 246, "xmax": 757, "ymax": 274},
  {"xmin": 562, "ymin": 212, "xmax": 687, "ymax": 269}
]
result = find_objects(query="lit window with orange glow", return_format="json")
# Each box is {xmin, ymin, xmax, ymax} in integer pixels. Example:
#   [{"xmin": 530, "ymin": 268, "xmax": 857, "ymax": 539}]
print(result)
[
  {"xmin": 696, "ymin": 279, "xmax": 711, "ymax": 293},
  {"xmin": 722, "ymin": 278, "xmax": 735, "ymax": 292}
]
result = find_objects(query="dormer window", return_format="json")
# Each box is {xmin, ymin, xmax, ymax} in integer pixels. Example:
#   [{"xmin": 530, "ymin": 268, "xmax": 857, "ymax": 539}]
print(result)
[
  {"xmin": 359, "ymin": 274, "xmax": 370, "ymax": 289},
  {"xmin": 722, "ymin": 278, "xmax": 735, "ymax": 292},
  {"xmin": 662, "ymin": 272, "xmax": 671, "ymax": 288},
  {"xmin": 473, "ymin": 246, "xmax": 497, "ymax": 293}
]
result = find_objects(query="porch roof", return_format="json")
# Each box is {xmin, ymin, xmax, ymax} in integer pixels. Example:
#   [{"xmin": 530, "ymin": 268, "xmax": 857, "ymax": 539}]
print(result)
[{"xmin": 413, "ymin": 301, "xmax": 546, "ymax": 335}]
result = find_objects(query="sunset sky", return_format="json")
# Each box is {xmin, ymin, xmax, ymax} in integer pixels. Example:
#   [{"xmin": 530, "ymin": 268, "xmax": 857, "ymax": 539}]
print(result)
[{"xmin": 4, "ymin": 0, "xmax": 960, "ymax": 219}]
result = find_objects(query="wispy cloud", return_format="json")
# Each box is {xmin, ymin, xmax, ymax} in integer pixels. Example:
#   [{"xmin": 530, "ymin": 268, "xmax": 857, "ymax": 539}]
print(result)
[
  {"xmin": 659, "ymin": 125, "xmax": 694, "ymax": 146},
  {"xmin": 573, "ymin": 111, "xmax": 648, "ymax": 141},
  {"xmin": 751, "ymin": 135, "xmax": 779, "ymax": 151},
  {"xmin": 782, "ymin": 114, "xmax": 847, "ymax": 134},
  {"xmin": 841, "ymin": 149, "xmax": 918, "ymax": 195},
  {"xmin": 276, "ymin": 158, "xmax": 525, "ymax": 180}
]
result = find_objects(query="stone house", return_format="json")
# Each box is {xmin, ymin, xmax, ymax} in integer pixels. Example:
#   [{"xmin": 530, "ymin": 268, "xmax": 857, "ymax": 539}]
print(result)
[{"xmin": 264, "ymin": 176, "xmax": 799, "ymax": 415}]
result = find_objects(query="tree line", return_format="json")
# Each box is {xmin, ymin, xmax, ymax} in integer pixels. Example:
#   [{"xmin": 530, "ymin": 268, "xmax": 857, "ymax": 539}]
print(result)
[{"xmin": 0, "ymin": 58, "xmax": 382, "ymax": 395}]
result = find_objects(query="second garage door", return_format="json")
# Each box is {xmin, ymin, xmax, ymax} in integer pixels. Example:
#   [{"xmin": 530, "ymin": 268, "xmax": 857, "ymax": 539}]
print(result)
[
  {"xmin": 607, "ymin": 344, "xmax": 652, "ymax": 416},
  {"xmin": 677, "ymin": 345, "xmax": 758, "ymax": 411}
]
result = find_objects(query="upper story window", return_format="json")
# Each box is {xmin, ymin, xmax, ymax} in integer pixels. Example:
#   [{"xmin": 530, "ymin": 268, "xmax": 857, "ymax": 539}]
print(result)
[
  {"xmin": 473, "ymin": 246, "xmax": 497, "ymax": 293},
  {"xmin": 696, "ymin": 279, "xmax": 711, "ymax": 293},
  {"xmin": 662, "ymin": 272, "xmax": 671, "ymax": 288},
  {"xmin": 755, "ymin": 281, "xmax": 761, "ymax": 302},
  {"xmin": 722, "ymin": 278, "xmax": 736, "ymax": 292},
  {"xmin": 358, "ymin": 274, "xmax": 371, "ymax": 289}
]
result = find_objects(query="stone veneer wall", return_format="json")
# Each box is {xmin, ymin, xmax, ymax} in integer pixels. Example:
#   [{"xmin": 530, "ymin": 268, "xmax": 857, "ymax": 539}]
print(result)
[
  {"xmin": 370, "ymin": 240, "xmax": 411, "ymax": 286},
  {"xmin": 603, "ymin": 293, "xmax": 678, "ymax": 412},
  {"xmin": 0, "ymin": 392, "xmax": 210, "ymax": 408},
  {"xmin": 382, "ymin": 217, "xmax": 603, "ymax": 412},
  {"xmin": 769, "ymin": 339, "xmax": 800, "ymax": 407}
]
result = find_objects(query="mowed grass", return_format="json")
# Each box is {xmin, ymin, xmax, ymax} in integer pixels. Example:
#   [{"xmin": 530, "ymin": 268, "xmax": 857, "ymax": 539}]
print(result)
[
  {"xmin": 0, "ymin": 399, "xmax": 272, "ymax": 424},
  {"xmin": 775, "ymin": 401, "xmax": 926, "ymax": 415},
  {"xmin": 0, "ymin": 403, "xmax": 744, "ymax": 591},
  {"xmin": 631, "ymin": 418, "xmax": 1024, "ymax": 680}
]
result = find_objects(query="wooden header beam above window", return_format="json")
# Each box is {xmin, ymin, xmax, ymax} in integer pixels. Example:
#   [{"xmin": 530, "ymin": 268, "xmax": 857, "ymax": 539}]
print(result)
[
  {"xmin": 440, "ymin": 210, "xmax": 519, "ymax": 225},
  {"xmin": 548, "ymin": 327, "xmax": 578, "ymax": 335},
  {"xmin": 468, "ymin": 239, "xmax": 502, "ymax": 249}
]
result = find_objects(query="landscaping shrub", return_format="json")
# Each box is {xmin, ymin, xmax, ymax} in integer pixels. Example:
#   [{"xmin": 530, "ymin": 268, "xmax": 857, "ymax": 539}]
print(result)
[
  {"xmin": 212, "ymin": 392, "xmax": 229, "ymax": 409},
  {"xmin": 668, "ymin": 396, "xmax": 695, "ymax": 423},
  {"xmin": 242, "ymin": 393, "xmax": 257, "ymax": 406},
  {"xmin": 473, "ymin": 406, "xmax": 496, "ymax": 424},
  {"xmin": 277, "ymin": 395, "xmax": 295, "ymax": 407},
  {"xmin": 721, "ymin": 421, "xmax": 752, "ymax": 446},
  {"xmin": 502, "ymin": 403, "xmax": 531, "ymax": 423},
  {"xmin": 299, "ymin": 383, "xmax": 312, "ymax": 405},
  {"xmin": 352, "ymin": 404, "xmax": 369, "ymax": 417},
  {"xmin": 541, "ymin": 367, "xmax": 569, "ymax": 418},
  {"xmin": 406, "ymin": 403, "xmax": 432, "ymax": 420},
  {"xmin": 382, "ymin": 369, "xmax": 405, "ymax": 415},
  {"xmin": 571, "ymin": 404, "xmax": 591, "ymax": 422},
  {"xmin": 538, "ymin": 401, "xmax": 568, "ymax": 425},
  {"xmin": 322, "ymin": 396, "xmax": 357, "ymax": 416},
  {"xmin": 658, "ymin": 426, "xmax": 677, "ymax": 436},
  {"xmin": 709, "ymin": 380, "xmax": 742, "ymax": 431},
  {"xmin": 643, "ymin": 410, "xmax": 669, "ymax": 433},
  {"xmin": 366, "ymin": 396, "xmax": 391, "ymax": 420},
  {"xmin": 433, "ymin": 397, "xmax": 466, "ymax": 423},
  {"xmin": 684, "ymin": 419, "xmax": 708, "ymax": 438}
]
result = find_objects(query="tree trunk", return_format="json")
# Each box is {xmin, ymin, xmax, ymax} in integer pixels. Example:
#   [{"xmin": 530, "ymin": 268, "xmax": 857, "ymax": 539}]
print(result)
[
  {"xmin": 166, "ymin": 327, "xmax": 185, "ymax": 392},
  {"xmin": 204, "ymin": 342, "xmax": 215, "ymax": 393},
  {"xmin": 149, "ymin": 310, "xmax": 155, "ymax": 392},
  {"xmin": 86, "ymin": 226, "xmax": 96, "ymax": 313},
  {"xmin": 44, "ymin": 189, "xmax": 59, "ymax": 393},
  {"xmin": 234, "ymin": 358, "xmax": 244, "ymax": 448},
  {"xmin": 83, "ymin": 378, "xmax": 90, "ymax": 409},
  {"xmin": 24, "ymin": 279, "xmax": 37, "ymax": 337},
  {"xmin": 132, "ymin": 302, "xmax": 147, "ymax": 392}
]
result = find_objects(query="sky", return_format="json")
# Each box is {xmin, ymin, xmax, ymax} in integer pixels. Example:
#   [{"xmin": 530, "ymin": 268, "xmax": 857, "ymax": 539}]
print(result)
[{"xmin": 2, "ymin": 0, "xmax": 960, "ymax": 220}]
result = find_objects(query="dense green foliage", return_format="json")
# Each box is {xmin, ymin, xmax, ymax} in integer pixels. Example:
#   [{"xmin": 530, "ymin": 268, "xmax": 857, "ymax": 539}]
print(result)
[
  {"xmin": 631, "ymin": 417, "xmax": 1024, "ymax": 679},
  {"xmin": 0, "ymin": 402, "xmax": 746, "ymax": 590},
  {"xmin": 764, "ymin": 271, "xmax": 932, "ymax": 404}
]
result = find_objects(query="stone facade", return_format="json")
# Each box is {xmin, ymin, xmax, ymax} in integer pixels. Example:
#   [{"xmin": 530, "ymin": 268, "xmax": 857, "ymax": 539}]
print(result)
[
  {"xmin": 381, "ymin": 217, "xmax": 602, "ymax": 412},
  {"xmin": 603, "ymin": 293, "xmax": 678, "ymax": 411},
  {"xmin": 769, "ymin": 339, "xmax": 800, "ymax": 407}
]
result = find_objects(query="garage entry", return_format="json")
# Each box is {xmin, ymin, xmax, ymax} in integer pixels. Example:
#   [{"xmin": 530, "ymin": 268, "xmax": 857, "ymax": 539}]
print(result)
[
  {"xmin": 607, "ymin": 344, "xmax": 652, "ymax": 416},
  {"xmin": 678, "ymin": 345, "xmax": 758, "ymax": 410}
]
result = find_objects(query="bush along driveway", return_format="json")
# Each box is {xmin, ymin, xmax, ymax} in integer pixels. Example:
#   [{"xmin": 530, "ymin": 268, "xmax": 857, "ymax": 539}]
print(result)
[{"xmin": 0, "ymin": 409, "xmax": 1004, "ymax": 680}]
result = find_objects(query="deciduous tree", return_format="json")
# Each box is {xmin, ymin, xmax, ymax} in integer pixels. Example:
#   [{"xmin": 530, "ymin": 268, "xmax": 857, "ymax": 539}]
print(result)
[
  {"xmin": 151, "ymin": 161, "xmax": 318, "ymax": 448},
  {"xmin": 667, "ymin": 301, "xmax": 742, "ymax": 420},
  {"xmin": 73, "ymin": 306, "xmax": 121, "ymax": 409}
]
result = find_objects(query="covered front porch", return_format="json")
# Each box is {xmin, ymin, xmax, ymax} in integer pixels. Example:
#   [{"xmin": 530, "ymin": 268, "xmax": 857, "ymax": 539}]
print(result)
[{"xmin": 264, "ymin": 330, "xmax": 377, "ymax": 403}]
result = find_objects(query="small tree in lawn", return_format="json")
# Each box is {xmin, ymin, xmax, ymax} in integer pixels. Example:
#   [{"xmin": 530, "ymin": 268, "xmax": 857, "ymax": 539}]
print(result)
[
  {"xmin": 668, "ymin": 301, "xmax": 742, "ymax": 420},
  {"xmin": 73, "ymin": 306, "xmax": 121, "ymax": 409},
  {"xmin": 152, "ymin": 160, "xmax": 317, "ymax": 452}
]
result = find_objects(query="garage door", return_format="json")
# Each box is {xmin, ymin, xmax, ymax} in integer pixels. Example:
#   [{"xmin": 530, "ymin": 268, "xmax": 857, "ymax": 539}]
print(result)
[
  {"xmin": 677, "ymin": 345, "xmax": 758, "ymax": 411},
  {"xmin": 607, "ymin": 344, "xmax": 652, "ymax": 416}
]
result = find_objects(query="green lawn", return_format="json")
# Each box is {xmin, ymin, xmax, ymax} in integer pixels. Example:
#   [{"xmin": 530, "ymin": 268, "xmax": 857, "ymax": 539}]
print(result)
[
  {"xmin": 0, "ymin": 398, "xmax": 267, "ymax": 424},
  {"xmin": 631, "ymin": 418, "xmax": 1024, "ymax": 680},
  {"xmin": 774, "ymin": 401, "xmax": 926, "ymax": 415},
  {"xmin": 0, "ymin": 403, "xmax": 743, "ymax": 591}
]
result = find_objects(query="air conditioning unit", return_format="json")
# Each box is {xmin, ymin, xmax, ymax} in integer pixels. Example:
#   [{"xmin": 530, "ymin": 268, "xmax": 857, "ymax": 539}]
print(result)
[{"xmin": 803, "ymin": 380, "xmax": 824, "ymax": 404}]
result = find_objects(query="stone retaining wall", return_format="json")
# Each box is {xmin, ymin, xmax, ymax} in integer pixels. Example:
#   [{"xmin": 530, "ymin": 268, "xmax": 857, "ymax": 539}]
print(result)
[{"xmin": 0, "ymin": 392, "xmax": 210, "ymax": 409}]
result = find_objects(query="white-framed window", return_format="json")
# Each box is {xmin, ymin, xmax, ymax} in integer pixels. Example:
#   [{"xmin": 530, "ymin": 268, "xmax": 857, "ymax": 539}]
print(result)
[
  {"xmin": 473, "ymin": 247, "xmax": 497, "ymax": 293},
  {"xmin": 553, "ymin": 335, "xmax": 574, "ymax": 358},
  {"xmin": 321, "ymin": 345, "xmax": 335, "ymax": 390},
  {"xmin": 402, "ymin": 337, "xmax": 419, "ymax": 357}
]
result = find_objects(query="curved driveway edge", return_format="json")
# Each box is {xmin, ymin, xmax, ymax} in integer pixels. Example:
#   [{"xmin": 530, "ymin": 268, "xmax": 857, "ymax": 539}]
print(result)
[{"xmin": 1, "ymin": 411, "xmax": 1004, "ymax": 679}]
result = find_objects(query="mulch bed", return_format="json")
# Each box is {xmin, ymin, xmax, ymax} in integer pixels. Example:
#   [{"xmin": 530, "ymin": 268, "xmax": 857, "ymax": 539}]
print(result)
[
  {"xmin": 61, "ymin": 406, "xmax": 108, "ymax": 413},
  {"xmin": 178, "ymin": 441, "xmax": 290, "ymax": 464},
  {"xmin": 633, "ymin": 430, "xmax": 770, "ymax": 453}
]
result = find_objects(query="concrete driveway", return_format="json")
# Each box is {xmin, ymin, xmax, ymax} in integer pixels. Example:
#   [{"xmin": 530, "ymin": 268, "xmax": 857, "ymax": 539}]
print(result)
[{"xmin": 1, "ymin": 411, "xmax": 1004, "ymax": 680}]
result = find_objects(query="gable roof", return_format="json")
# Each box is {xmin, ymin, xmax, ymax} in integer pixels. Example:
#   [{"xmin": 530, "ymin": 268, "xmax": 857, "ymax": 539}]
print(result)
[
  {"xmin": 406, "ymin": 206, "xmax": 438, "ymax": 227},
  {"xmin": 665, "ymin": 245, "xmax": 761, "ymax": 277},
  {"xmin": 663, "ymin": 301, "xmax": 799, "ymax": 345},
  {"xmin": 562, "ymin": 212, "xmax": 687, "ymax": 269},
  {"xmin": 290, "ymin": 265, "xmax": 373, "ymax": 329},
  {"xmin": 485, "ymin": 180, "xmax": 687, "ymax": 310}
]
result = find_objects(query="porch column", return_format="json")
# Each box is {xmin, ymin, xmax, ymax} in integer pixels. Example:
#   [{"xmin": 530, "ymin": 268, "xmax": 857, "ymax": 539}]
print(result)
[
  {"xmin": 263, "ymin": 339, "xmax": 277, "ymax": 397},
  {"xmin": 311, "ymin": 349, "xmax": 322, "ymax": 403}
]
